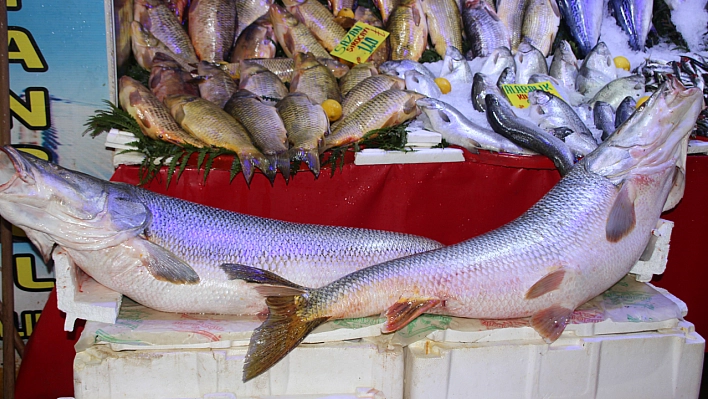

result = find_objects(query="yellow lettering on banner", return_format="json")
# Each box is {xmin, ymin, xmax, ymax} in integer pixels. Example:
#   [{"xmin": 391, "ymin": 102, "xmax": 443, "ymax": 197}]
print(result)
[
  {"xmin": 8, "ymin": 0, "xmax": 21, "ymax": 10},
  {"xmin": 10, "ymin": 87, "xmax": 50, "ymax": 130},
  {"xmin": 8, "ymin": 27, "xmax": 48, "ymax": 72},
  {"xmin": 502, "ymin": 81, "xmax": 564, "ymax": 108},
  {"xmin": 15, "ymin": 254, "xmax": 55, "ymax": 292},
  {"xmin": 0, "ymin": 311, "xmax": 41, "ymax": 339}
]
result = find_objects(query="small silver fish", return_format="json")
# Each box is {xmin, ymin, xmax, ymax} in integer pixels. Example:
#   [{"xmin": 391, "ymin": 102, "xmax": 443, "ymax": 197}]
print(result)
[
  {"xmin": 379, "ymin": 59, "xmax": 436, "ymax": 80},
  {"xmin": 479, "ymin": 46, "xmax": 515, "ymax": 81},
  {"xmin": 439, "ymin": 46, "xmax": 473, "ymax": 83},
  {"xmin": 588, "ymin": 74, "xmax": 645, "ymax": 109},
  {"xmin": 593, "ymin": 100, "xmax": 616, "ymax": 141},
  {"xmin": 549, "ymin": 40, "xmax": 578, "ymax": 91},
  {"xmin": 417, "ymin": 97, "xmax": 531, "ymax": 154},
  {"xmin": 405, "ymin": 70, "xmax": 442, "ymax": 98},
  {"xmin": 615, "ymin": 96, "xmax": 637, "ymax": 128},
  {"xmin": 514, "ymin": 41, "xmax": 548, "ymax": 84},
  {"xmin": 528, "ymin": 90, "xmax": 598, "ymax": 157}
]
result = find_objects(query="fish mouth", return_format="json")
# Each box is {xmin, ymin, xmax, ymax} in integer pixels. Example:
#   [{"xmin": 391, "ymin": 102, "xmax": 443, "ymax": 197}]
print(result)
[
  {"xmin": 585, "ymin": 76, "xmax": 704, "ymax": 182},
  {"xmin": 0, "ymin": 146, "xmax": 32, "ymax": 191}
]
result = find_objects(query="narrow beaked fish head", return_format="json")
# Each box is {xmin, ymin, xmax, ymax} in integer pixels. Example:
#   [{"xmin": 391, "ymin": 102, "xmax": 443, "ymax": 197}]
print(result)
[
  {"xmin": 585, "ymin": 76, "xmax": 704, "ymax": 183},
  {"xmin": 0, "ymin": 147, "xmax": 149, "ymax": 258}
]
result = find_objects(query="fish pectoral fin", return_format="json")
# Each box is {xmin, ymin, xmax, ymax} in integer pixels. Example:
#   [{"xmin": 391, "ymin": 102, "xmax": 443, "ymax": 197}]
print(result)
[
  {"xmin": 606, "ymin": 180, "xmax": 637, "ymax": 243},
  {"xmin": 220, "ymin": 263, "xmax": 306, "ymax": 296},
  {"xmin": 382, "ymin": 296, "xmax": 441, "ymax": 333},
  {"xmin": 243, "ymin": 294, "xmax": 328, "ymax": 382},
  {"xmin": 530, "ymin": 304, "xmax": 573, "ymax": 344},
  {"xmin": 142, "ymin": 240, "xmax": 200, "ymax": 284}
]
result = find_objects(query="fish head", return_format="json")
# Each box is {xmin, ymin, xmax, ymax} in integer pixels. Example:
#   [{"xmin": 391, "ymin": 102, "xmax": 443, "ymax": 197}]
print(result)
[
  {"xmin": 319, "ymin": 58, "xmax": 351, "ymax": 78},
  {"xmin": 584, "ymin": 76, "xmax": 704, "ymax": 185},
  {"xmin": 0, "ymin": 147, "xmax": 150, "ymax": 259},
  {"xmin": 294, "ymin": 52, "xmax": 320, "ymax": 69},
  {"xmin": 581, "ymin": 42, "xmax": 614, "ymax": 75},
  {"xmin": 528, "ymin": 89, "xmax": 553, "ymax": 106},
  {"xmin": 415, "ymin": 97, "xmax": 459, "ymax": 127},
  {"xmin": 269, "ymin": 4, "xmax": 297, "ymax": 27}
]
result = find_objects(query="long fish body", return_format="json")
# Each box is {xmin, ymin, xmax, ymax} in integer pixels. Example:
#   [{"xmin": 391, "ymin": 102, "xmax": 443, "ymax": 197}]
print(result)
[
  {"xmin": 228, "ymin": 77, "xmax": 704, "ymax": 382},
  {"xmin": 0, "ymin": 146, "xmax": 443, "ymax": 316},
  {"xmin": 387, "ymin": 0, "xmax": 429, "ymax": 61}
]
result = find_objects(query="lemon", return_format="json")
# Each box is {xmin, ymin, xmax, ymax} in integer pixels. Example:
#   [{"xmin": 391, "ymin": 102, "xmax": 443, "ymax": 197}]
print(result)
[
  {"xmin": 636, "ymin": 96, "xmax": 649, "ymax": 108},
  {"xmin": 338, "ymin": 8, "xmax": 355, "ymax": 18},
  {"xmin": 614, "ymin": 56, "xmax": 630, "ymax": 71},
  {"xmin": 322, "ymin": 99, "xmax": 343, "ymax": 121},
  {"xmin": 434, "ymin": 77, "xmax": 451, "ymax": 94}
]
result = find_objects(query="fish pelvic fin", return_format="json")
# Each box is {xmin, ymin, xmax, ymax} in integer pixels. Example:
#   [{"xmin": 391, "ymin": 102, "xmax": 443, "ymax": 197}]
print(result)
[
  {"xmin": 221, "ymin": 264, "xmax": 328, "ymax": 382},
  {"xmin": 530, "ymin": 304, "xmax": 573, "ymax": 344},
  {"xmin": 243, "ymin": 295, "xmax": 329, "ymax": 382},
  {"xmin": 382, "ymin": 296, "xmax": 441, "ymax": 333},
  {"xmin": 525, "ymin": 268, "xmax": 567, "ymax": 299}
]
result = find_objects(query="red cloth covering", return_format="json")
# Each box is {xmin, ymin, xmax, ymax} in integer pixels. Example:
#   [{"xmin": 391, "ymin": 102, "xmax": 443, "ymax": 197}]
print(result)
[{"xmin": 14, "ymin": 151, "xmax": 708, "ymax": 398}]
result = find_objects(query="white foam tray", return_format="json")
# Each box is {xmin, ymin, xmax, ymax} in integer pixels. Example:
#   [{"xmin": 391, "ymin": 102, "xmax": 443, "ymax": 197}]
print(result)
[
  {"xmin": 74, "ymin": 340, "xmax": 403, "ymax": 399},
  {"xmin": 404, "ymin": 320, "xmax": 704, "ymax": 399}
]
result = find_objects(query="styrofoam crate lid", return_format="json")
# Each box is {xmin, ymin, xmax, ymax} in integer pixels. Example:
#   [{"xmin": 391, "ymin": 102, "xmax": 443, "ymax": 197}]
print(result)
[
  {"xmin": 77, "ymin": 275, "xmax": 684, "ymax": 353},
  {"xmin": 354, "ymin": 148, "xmax": 465, "ymax": 165}
]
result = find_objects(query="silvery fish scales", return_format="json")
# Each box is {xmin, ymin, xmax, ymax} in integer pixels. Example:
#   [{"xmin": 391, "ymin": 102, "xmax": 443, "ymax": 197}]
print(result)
[
  {"xmin": 420, "ymin": 0, "xmax": 464, "ymax": 57},
  {"xmin": 119, "ymin": 76, "xmax": 205, "ymax": 148},
  {"xmin": 387, "ymin": 0, "xmax": 429, "ymax": 61},
  {"xmin": 277, "ymin": 93, "xmax": 330, "ymax": 177},
  {"xmin": 188, "ymin": 0, "xmax": 237, "ymax": 62},
  {"xmin": 0, "ymin": 146, "xmax": 443, "ymax": 316},
  {"xmin": 462, "ymin": 0, "xmax": 511, "ymax": 59},
  {"xmin": 342, "ymin": 75, "xmax": 406, "ymax": 118},
  {"xmin": 139, "ymin": 0, "xmax": 198, "ymax": 65},
  {"xmin": 228, "ymin": 77, "xmax": 704, "ymax": 382}
]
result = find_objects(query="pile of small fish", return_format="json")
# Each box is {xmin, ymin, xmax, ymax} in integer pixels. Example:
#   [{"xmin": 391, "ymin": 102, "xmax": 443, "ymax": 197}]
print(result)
[{"xmin": 115, "ymin": 0, "xmax": 694, "ymax": 183}]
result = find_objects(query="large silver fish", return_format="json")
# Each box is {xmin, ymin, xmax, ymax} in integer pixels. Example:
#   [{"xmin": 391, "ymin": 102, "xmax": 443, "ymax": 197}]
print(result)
[
  {"xmin": 439, "ymin": 46, "xmax": 473, "ymax": 83},
  {"xmin": 548, "ymin": 40, "xmax": 578, "ymax": 91},
  {"xmin": 0, "ymin": 146, "xmax": 443, "ymax": 317},
  {"xmin": 227, "ymin": 76, "xmax": 703, "ymax": 381}
]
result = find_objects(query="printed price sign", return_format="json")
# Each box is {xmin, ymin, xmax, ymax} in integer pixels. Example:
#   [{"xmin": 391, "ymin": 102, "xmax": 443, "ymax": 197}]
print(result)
[
  {"xmin": 331, "ymin": 21, "xmax": 389, "ymax": 64},
  {"xmin": 501, "ymin": 81, "xmax": 564, "ymax": 109}
]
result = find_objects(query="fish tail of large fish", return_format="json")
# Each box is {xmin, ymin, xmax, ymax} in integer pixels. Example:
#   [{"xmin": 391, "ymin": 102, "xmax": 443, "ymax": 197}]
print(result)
[
  {"xmin": 289, "ymin": 147, "xmax": 321, "ymax": 178},
  {"xmin": 271, "ymin": 152, "xmax": 292, "ymax": 183},
  {"xmin": 220, "ymin": 264, "xmax": 328, "ymax": 382}
]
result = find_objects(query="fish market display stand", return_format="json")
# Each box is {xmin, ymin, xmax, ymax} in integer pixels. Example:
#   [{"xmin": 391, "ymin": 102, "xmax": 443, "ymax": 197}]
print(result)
[{"xmin": 70, "ymin": 276, "xmax": 702, "ymax": 399}]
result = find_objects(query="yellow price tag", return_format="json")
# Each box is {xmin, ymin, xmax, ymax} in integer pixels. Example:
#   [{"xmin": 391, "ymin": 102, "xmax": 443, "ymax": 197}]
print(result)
[
  {"xmin": 331, "ymin": 21, "xmax": 389, "ymax": 64},
  {"xmin": 501, "ymin": 81, "xmax": 564, "ymax": 109}
]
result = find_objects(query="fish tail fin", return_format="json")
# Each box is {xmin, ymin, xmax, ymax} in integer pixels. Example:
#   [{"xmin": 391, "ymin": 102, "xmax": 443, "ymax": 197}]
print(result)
[
  {"xmin": 288, "ymin": 148, "xmax": 321, "ymax": 178},
  {"xmin": 220, "ymin": 264, "xmax": 329, "ymax": 382},
  {"xmin": 237, "ymin": 153, "xmax": 257, "ymax": 186},
  {"xmin": 277, "ymin": 152, "xmax": 292, "ymax": 183},
  {"xmin": 261, "ymin": 154, "xmax": 279, "ymax": 185}
]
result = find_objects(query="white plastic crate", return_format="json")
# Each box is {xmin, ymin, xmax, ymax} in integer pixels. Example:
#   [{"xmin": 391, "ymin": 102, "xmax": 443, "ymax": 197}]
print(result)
[
  {"xmin": 74, "ymin": 342, "xmax": 402, "ymax": 399},
  {"xmin": 404, "ymin": 320, "xmax": 704, "ymax": 399}
]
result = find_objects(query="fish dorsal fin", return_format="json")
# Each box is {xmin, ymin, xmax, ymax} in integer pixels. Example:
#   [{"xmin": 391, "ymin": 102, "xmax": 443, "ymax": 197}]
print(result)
[
  {"xmin": 606, "ymin": 181, "xmax": 636, "ymax": 243},
  {"xmin": 142, "ymin": 240, "xmax": 200, "ymax": 284},
  {"xmin": 221, "ymin": 263, "xmax": 306, "ymax": 296},
  {"xmin": 382, "ymin": 296, "xmax": 440, "ymax": 333},
  {"xmin": 525, "ymin": 268, "xmax": 567, "ymax": 299},
  {"xmin": 530, "ymin": 304, "xmax": 573, "ymax": 343}
]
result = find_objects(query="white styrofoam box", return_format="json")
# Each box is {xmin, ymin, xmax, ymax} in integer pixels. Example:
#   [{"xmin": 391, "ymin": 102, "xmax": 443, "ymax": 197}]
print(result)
[
  {"xmin": 53, "ymin": 248, "xmax": 122, "ymax": 332},
  {"xmin": 404, "ymin": 320, "xmax": 704, "ymax": 399},
  {"xmin": 354, "ymin": 148, "xmax": 465, "ymax": 165},
  {"xmin": 629, "ymin": 218, "xmax": 673, "ymax": 282},
  {"xmin": 105, "ymin": 128, "xmax": 139, "ymax": 149},
  {"xmin": 74, "ymin": 339, "xmax": 403, "ymax": 399},
  {"xmin": 62, "ymin": 387, "xmax": 385, "ymax": 399}
]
